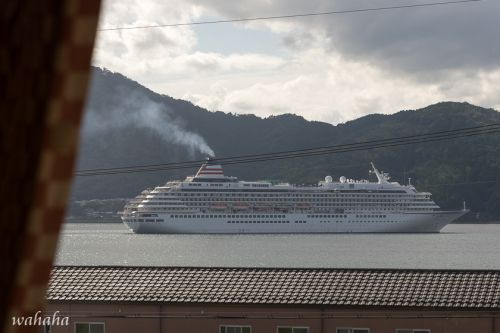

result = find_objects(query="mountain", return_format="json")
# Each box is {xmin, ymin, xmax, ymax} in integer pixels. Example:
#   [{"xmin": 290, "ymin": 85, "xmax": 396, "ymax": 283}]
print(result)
[{"xmin": 70, "ymin": 67, "xmax": 500, "ymax": 221}]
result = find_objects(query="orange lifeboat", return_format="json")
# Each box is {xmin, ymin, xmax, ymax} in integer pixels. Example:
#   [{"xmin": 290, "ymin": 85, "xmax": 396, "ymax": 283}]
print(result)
[
  {"xmin": 296, "ymin": 203, "xmax": 312, "ymax": 209},
  {"xmin": 210, "ymin": 203, "xmax": 227, "ymax": 210},
  {"xmin": 233, "ymin": 202, "xmax": 250, "ymax": 210},
  {"xmin": 254, "ymin": 204, "xmax": 271, "ymax": 211}
]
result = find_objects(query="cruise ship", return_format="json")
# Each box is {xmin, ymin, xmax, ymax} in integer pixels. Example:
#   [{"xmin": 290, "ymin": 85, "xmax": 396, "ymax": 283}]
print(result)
[{"xmin": 121, "ymin": 160, "xmax": 467, "ymax": 234}]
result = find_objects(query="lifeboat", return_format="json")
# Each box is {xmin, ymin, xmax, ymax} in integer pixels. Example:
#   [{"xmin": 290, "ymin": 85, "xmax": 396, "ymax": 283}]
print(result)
[
  {"xmin": 210, "ymin": 203, "xmax": 227, "ymax": 210},
  {"xmin": 233, "ymin": 202, "xmax": 250, "ymax": 210},
  {"xmin": 296, "ymin": 203, "xmax": 312, "ymax": 209},
  {"xmin": 254, "ymin": 205, "xmax": 272, "ymax": 211},
  {"xmin": 275, "ymin": 204, "xmax": 292, "ymax": 212}
]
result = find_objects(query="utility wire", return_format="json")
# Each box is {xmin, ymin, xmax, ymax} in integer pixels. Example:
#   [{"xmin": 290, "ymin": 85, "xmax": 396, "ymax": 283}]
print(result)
[
  {"xmin": 76, "ymin": 127, "xmax": 500, "ymax": 176},
  {"xmin": 74, "ymin": 124, "xmax": 500, "ymax": 176},
  {"xmin": 97, "ymin": 0, "xmax": 481, "ymax": 31},
  {"xmin": 76, "ymin": 122, "xmax": 500, "ymax": 173}
]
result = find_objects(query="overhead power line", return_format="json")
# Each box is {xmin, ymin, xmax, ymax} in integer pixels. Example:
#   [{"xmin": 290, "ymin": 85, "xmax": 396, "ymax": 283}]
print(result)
[
  {"xmin": 74, "ymin": 123, "xmax": 500, "ymax": 177},
  {"xmin": 98, "ymin": 0, "xmax": 481, "ymax": 32},
  {"xmin": 76, "ymin": 122, "xmax": 500, "ymax": 174}
]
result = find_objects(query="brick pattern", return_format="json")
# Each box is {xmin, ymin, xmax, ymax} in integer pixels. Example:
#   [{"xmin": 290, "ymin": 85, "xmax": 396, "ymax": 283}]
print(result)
[
  {"xmin": 48, "ymin": 266, "xmax": 500, "ymax": 310},
  {"xmin": 2, "ymin": 1, "xmax": 100, "ymax": 333}
]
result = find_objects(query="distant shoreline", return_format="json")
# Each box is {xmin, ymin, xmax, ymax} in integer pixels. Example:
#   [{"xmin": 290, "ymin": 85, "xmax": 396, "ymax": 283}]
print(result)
[{"xmin": 65, "ymin": 218, "xmax": 122, "ymax": 223}]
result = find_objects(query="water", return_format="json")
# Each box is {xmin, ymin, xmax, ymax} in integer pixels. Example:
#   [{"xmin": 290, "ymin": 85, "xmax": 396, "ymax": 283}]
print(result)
[{"xmin": 55, "ymin": 223, "xmax": 500, "ymax": 269}]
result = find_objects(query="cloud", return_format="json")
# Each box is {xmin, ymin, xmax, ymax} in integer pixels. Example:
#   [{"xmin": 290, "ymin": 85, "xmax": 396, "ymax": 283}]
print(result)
[
  {"xmin": 174, "ymin": 52, "xmax": 285, "ymax": 73},
  {"xmin": 181, "ymin": 46, "xmax": 500, "ymax": 124},
  {"xmin": 93, "ymin": 0, "xmax": 201, "ymax": 78},
  {"xmin": 93, "ymin": 1, "xmax": 284, "ymax": 81},
  {"xmin": 93, "ymin": 0, "xmax": 500, "ymax": 125},
  {"xmin": 190, "ymin": 0, "xmax": 500, "ymax": 76}
]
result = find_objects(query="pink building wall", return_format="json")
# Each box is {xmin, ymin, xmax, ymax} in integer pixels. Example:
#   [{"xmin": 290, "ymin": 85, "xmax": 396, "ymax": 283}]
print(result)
[{"xmin": 44, "ymin": 303, "xmax": 500, "ymax": 333}]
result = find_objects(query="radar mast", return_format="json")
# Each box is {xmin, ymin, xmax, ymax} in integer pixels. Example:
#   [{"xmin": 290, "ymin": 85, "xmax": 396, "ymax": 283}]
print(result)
[{"xmin": 370, "ymin": 162, "xmax": 389, "ymax": 184}]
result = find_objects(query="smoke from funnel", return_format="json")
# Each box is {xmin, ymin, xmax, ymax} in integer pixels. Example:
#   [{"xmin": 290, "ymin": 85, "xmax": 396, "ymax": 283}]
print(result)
[{"xmin": 82, "ymin": 89, "xmax": 215, "ymax": 157}]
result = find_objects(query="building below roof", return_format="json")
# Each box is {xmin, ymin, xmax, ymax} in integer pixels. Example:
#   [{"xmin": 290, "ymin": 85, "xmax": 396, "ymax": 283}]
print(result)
[{"xmin": 44, "ymin": 266, "xmax": 500, "ymax": 333}]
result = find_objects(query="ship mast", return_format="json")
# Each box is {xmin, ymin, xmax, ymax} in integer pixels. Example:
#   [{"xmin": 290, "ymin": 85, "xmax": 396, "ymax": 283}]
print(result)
[{"xmin": 370, "ymin": 162, "xmax": 389, "ymax": 184}]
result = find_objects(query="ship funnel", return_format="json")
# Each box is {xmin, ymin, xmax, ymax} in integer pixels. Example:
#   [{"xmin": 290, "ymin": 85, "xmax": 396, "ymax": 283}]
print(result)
[{"xmin": 195, "ymin": 161, "xmax": 225, "ymax": 178}]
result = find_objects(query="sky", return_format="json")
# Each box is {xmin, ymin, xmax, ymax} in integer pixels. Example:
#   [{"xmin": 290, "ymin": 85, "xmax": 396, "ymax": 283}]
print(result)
[{"xmin": 92, "ymin": 0, "xmax": 500, "ymax": 124}]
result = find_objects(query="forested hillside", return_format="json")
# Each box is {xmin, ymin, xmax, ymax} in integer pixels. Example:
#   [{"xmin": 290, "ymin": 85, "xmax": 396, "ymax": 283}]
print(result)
[{"xmin": 69, "ymin": 67, "xmax": 500, "ymax": 221}]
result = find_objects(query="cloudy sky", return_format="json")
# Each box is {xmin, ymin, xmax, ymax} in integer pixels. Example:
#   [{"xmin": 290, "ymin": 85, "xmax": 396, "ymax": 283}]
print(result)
[{"xmin": 92, "ymin": 0, "xmax": 499, "ymax": 124}]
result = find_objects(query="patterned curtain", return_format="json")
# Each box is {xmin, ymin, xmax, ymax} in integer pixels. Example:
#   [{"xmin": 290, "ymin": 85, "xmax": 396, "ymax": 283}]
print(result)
[{"xmin": 0, "ymin": 1, "xmax": 101, "ymax": 332}]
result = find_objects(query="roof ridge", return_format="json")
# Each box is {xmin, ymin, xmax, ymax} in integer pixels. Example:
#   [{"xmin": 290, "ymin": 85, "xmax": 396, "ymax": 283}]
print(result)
[{"xmin": 51, "ymin": 265, "xmax": 500, "ymax": 273}]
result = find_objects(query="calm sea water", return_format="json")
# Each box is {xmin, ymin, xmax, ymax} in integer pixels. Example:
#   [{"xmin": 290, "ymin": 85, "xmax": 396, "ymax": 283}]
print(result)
[{"xmin": 55, "ymin": 223, "xmax": 500, "ymax": 269}]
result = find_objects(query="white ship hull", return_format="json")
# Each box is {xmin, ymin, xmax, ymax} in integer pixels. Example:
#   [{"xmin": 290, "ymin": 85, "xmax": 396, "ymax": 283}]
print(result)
[
  {"xmin": 122, "ymin": 210, "xmax": 467, "ymax": 234},
  {"xmin": 122, "ymin": 160, "xmax": 469, "ymax": 234}
]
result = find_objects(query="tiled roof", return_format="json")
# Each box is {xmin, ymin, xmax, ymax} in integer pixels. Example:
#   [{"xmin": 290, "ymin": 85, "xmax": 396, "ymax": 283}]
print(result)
[{"xmin": 47, "ymin": 266, "xmax": 500, "ymax": 309}]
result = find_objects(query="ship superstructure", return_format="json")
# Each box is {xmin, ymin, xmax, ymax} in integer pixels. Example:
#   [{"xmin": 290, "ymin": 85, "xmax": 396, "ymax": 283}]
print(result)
[{"xmin": 121, "ymin": 160, "xmax": 467, "ymax": 233}]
